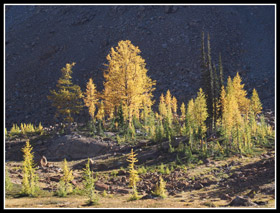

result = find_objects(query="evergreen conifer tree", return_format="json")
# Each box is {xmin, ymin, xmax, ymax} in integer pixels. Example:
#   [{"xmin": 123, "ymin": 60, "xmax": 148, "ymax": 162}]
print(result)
[
  {"xmin": 218, "ymin": 53, "xmax": 224, "ymax": 87},
  {"xmin": 82, "ymin": 158, "xmax": 98, "ymax": 205},
  {"xmin": 48, "ymin": 62, "xmax": 83, "ymax": 124}
]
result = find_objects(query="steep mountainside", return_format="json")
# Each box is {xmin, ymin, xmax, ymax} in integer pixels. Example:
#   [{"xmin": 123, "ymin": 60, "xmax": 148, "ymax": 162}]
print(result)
[{"xmin": 5, "ymin": 5, "xmax": 275, "ymax": 128}]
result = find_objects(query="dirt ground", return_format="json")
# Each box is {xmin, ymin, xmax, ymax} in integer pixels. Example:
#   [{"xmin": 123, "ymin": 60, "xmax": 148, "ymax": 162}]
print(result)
[{"xmin": 5, "ymin": 142, "xmax": 275, "ymax": 209}]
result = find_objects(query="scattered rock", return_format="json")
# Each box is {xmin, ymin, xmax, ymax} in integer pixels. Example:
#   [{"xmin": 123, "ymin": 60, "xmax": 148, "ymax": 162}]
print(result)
[
  {"xmin": 71, "ymin": 180, "xmax": 78, "ymax": 187},
  {"xmin": 42, "ymin": 135, "xmax": 109, "ymax": 161},
  {"xmin": 140, "ymin": 194, "xmax": 157, "ymax": 200},
  {"xmin": 220, "ymin": 193, "xmax": 232, "ymax": 201},
  {"xmin": 193, "ymin": 182, "xmax": 204, "ymax": 190},
  {"xmin": 253, "ymin": 201, "xmax": 268, "ymax": 206},
  {"xmin": 95, "ymin": 182, "xmax": 110, "ymax": 191},
  {"xmin": 259, "ymin": 184, "xmax": 275, "ymax": 195},
  {"xmin": 73, "ymin": 158, "xmax": 94, "ymax": 170},
  {"xmin": 116, "ymin": 188, "xmax": 131, "ymax": 194},
  {"xmin": 117, "ymin": 169, "xmax": 126, "ymax": 176},
  {"xmin": 168, "ymin": 190, "xmax": 177, "ymax": 196},
  {"xmin": 50, "ymin": 175, "xmax": 61, "ymax": 182},
  {"xmin": 228, "ymin": 196, "xmax": 257, "ymax": 207},
  {"xmin": 39, "ymin": 155, "xmax": 48, "ymax": 168}
]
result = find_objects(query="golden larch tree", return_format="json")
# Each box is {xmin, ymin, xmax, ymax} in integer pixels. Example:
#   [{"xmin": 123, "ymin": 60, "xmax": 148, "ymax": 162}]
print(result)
[
  {"xmin": 186, "ymin": 99, "xmax": 195, "ymax": 129},
  {"xmin": 84, "ymin": 78, "xmax": 99, "ymax": 120},
  {"xmin": 165, "ymin": 90, "xmax": 173, "ymax": 127},
  {"xmin": 126, "ymin": 148, "xmax": 140, "ymax": 200},
  {"xmin": 158, "ymin": 93, "xmax": 167, "ymax": 120},
  {"xmin": 250, "ymin": 88, "xmax": 262, "ymax": 117},
  {"xmin": 102, "ymin": 40, "xmax": 156, "ymax": 126},
  {"xmin": 21, "ymin": 140, "xmax": 39, "ymax": 196},
  {"xmin": 232, "ymin": 72, "xmax": 250, "ymax": 116},
  {"xmin": 193, "ymin": 88, "xmax": 208, "ymax": 146},
  {"xmin": 180, "ymin": 102, "xmax": 186, "ymax": 122},
  {"xmin": 96, "ymin": 100, "xmax": 105, "ymax": 121},
  {"xmin": 222, "ymin": 76, "xmax": 243, "ymax": 149},
  {"xmin": 171, "ymin": 96, "xmax": 178, "ymax": 116},
  {"xmin": 217, "ymin": 85, "xmax": 227, "ymax": 125}
]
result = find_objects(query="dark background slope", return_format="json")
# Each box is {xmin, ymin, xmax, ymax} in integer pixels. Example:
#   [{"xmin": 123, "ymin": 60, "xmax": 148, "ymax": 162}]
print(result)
[{"xmin": 5, "ymin": 5, "xmax": 275, "ymax": 128}]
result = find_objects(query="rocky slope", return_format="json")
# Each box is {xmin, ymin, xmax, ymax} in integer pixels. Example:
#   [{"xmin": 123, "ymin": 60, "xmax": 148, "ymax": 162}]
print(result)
[
  {"xmin": 5, "ymin": 5, "xmax": 275, "ymax": 128},
  {"xmin": 5, "ymin": 135, "xmax": 275, "ymax": 208}
]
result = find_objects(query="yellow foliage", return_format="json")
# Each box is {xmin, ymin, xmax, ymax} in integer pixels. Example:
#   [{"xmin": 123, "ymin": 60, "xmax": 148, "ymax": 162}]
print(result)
[
  {"xmin": 103, "ymin": 40, "xmax": 156, "ymax": 125},
  {"xmin": 96, "ymin": 100, "xmax": 105, "ymax": 121},
  {"xmin": 221, "ymin": 75, "xmax": 244, "ymax": 149},
  {"xmin": 165, "ymin": 90, "xmax": 173, "ymax": 124},
  {"xmin": 126, "ymin": 148, "xmax": 140, "ymax": 199},
  {"xmin": 153, "ymin": 176, "xmax": 167, "ymax": 198},
  {"xmin": 36, "ymin": 122, "xmax": 44, "ymax": 135},
  {"xmin": 10, "ymin": 124, "xmax": 21, "ymax": 136},
  {"xmin": 250, "ymin": 88, "xmax": 262, "ymax": 117},
  {"xmin": 232, "ymin": 72, "xmax": 250, "ymax": 115},
  {"xmin": 180, "ymin": 102, "xmax": 186, "ymax": 122},
  {"xmin": 84, "ymin": 78, "xmax": 98, "ymax": 120},
  {"xmin": 20, "ymin": 123, "xmax": 36, "ymax": 135},
  {"xmin": 186, "ymin": 98, "xmax": 195, "ymax": 134},
  {"xmin": 159, "ymin": 93, "xmax": 167, "ymax": 119},
  {"xmin": 171, "ymin": 96, "xmax": 178, "ymax": 116},
  {"xmin": 165, "ymin": 90, "xmax": 172, "ymax": 108},
  {"xmin": 21, "ymin": 140, "xmax": 39, "ymax": 196},
  {"xmin": 186, "ymin": 88, "xmax": 208, "ymax": 146},
  {"xmin": 61, "ymin": 158, "xmax": 74, "ymax": 184},
  {"xmin": 194, "ymin": 89, "xmax": 208, "ymax": 127}
]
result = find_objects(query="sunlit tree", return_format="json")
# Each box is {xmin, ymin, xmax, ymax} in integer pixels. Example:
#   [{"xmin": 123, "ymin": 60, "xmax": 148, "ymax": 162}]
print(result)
[
  {"xmin": 250, "ymin": 88, "xmax": 262, "ymax": 117},
  {"xmin": 84, "ymin": 78, "xmax": 98, "ymax": 121},
  {"xmin": 102, "ymin": 40, "xmax": 156, "ymax": 126}
]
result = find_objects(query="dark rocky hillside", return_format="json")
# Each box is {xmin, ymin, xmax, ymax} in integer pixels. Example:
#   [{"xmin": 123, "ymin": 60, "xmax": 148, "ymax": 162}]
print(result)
[{"xmin": 5, "ymin": 5, "xmax": 275, "ymax": 128}]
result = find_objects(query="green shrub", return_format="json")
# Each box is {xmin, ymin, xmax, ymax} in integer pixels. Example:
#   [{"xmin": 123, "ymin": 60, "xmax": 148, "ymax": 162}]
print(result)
[
  {"xmin": 152, "ymin": 176, "xmax": 167, "ymax": 198},
  {"xmin": 137, "ymin": 166, "xmax": 147, "ymax": 175},
  {"xmin": 5, "ymin": 167, "xmax": 13, "ymax": 192},
  {"xmin": 55, "ymin": 159, "xmax": 74, "ymax": 197},
  {"xmin": 159, "ymin": 163, "xmax": 165, "ymax": 174},
  {"xmin": 82, "ymin": 158, "xmax": 99, "ymax": 205}
]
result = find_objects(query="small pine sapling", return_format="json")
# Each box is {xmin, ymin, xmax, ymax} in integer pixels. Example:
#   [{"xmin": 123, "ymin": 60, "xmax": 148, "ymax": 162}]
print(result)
[
  {"xmin": 56, "ymin": 158, "xmax": 74, "ymax": 197},
  {"xmin": 82, "ymin": 158, "xmax": 99, "ymax": 205},
  {"xmin": 36, "ymin": 122, "xmax": 44, "ymax": 135},
  {"xmin": 152, "ymin": 176, "xmax": 167, "ymax": 198},
  {"xmin": 250, "ymin": 88, "xmax": 262, "ymax": 118},
  {"xmin": 21, "ymin": 140, "xmax": 40, "ymax": 197},
  {"xmin": 5, "ymin": 128, "xmax": 8, "ymax": 138},
  {"xmin": 126, "ymin": 148, "xmax": 140, "ymax": 200},
  {"xmin": 5, "ymin": 166, "xmax": 13, "ymax": 192},
  {"xmin": 10, "ymin": 124, "xmax": 21, "ymax": 136}
]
